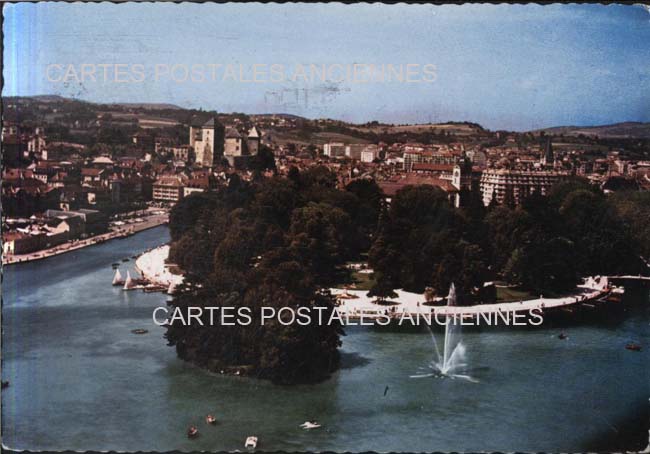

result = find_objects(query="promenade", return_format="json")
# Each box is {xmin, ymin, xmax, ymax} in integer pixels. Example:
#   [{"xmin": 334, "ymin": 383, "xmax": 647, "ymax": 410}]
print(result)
[
  {"xmin": 331, "ymin": 282, "xmax": 607, "ymax": 320},
  {"xmin": 137, "ymin": 245, "xmax": 618, "ymax": 317},
  {"xmin": 3, "ymin": 210, "xmax": 169, "ymax": 266}
]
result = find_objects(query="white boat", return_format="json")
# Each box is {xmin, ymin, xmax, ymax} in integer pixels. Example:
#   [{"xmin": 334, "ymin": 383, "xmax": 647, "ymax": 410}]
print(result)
[
  {"xmin": 123, "ymin": 271, "xmax": 135, "ymax": 290},
  {"xmin": 112, "ymin": 269, "xmax": 123, "ymax": 286},
  {"xmin": 300, "ymin": 421, "xmax": 321, "ymax": 430},
  {"xmin": 244, "ymin": 436, "xmax": 258, "ymax": 449}
]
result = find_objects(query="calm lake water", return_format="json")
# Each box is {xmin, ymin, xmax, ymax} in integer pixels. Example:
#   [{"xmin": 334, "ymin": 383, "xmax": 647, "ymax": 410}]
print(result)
[{"xmin": 2, "ymin": 226, "xmax": 649, "ymax": 452}]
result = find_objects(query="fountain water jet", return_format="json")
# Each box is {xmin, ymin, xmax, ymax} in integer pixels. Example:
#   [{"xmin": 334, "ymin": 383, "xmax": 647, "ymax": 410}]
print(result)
[{"xmin": 411, "ymin": 284, "xmax": 478, "ymax": 382}]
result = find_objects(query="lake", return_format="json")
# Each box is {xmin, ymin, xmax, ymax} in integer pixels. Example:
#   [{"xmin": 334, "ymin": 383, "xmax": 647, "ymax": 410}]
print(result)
[{"xmin": 2, "ymin": 226, "xmax": 648, "ymax": 452}]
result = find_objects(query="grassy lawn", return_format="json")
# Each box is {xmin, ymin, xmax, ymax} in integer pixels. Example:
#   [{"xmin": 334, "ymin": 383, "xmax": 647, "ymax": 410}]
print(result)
[
  {"xmin": 496, "ymin": 286, "xmax": 537, "ymax": 303},
  {"xmin": 350, "ymin": 270, "xmax": 376, "ymax": 291},
  {"xmin": 166, "ymin": 264, "xmax": 184, "ymax": 276}
]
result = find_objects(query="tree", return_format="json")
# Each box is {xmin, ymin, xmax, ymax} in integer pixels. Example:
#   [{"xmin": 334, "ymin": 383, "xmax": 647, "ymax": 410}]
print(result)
[
  {"xmin": 251, "ymin": 145, "xmax": 276, "ymax": 174},
  {"xmin": 166, "ymin": 172, "xmax": 356, "ymax": 384},
  {"xmin": 367, "ymin": 272, "xmax": 398, "ymax": 302},
  {"xmin": 288, "ymin": 202, "xmax": 355, "ymax": 284},
  {"xmin": 612, "ymin": 191, "xmax": 650, "ymax": 260}
]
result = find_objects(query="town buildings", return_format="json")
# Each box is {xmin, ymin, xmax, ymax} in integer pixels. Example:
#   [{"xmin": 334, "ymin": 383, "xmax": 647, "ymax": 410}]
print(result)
[
  {"xmin": 152, "ymin": 175, "xmax": 187, "ymax": 203},
  {"xmin": 2, "ymin": 208, "xmax": 106, "ymax": 256},
  {"xmin": 190, "ymin": 118, "xmax": 225, "ymax": 167},
  {"xmin": 479, "ymin": 169, "xmax": 570, "ymax": 206},
  {"xmin": 3, "ymin": 95, "xmax": 648, "ymax": 260}
]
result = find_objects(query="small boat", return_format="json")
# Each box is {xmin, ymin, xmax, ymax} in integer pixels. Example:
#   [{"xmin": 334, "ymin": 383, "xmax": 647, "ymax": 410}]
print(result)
[
  {"xmin": 626, "ymin": 343, "xmax": 642, "ymax": 352},
  {"xmin": 111, "ymin": 262, "xmax": 120, "ymax": 268},
  {"xmin": 123, "ymin": 271, "xmax": 136, "ymax": 290},
  {"xmin": 112, "ymin": 269, "xmax": 124, "ymax": 286},
  {"xmin": 558, "ymin": 333, "xmax": 567, "ymax": 340},
  {"xmin": 300, "ymin": 421, "xmax": 321, "ymax": 430},
  {"xmin": 205, "ymin": 414, "xmax": 217, "ymax": 425},
  {"xmin": 187, "ymin": 426, "xmax": 199, "ymax": 438},
  {"xmin": 131, "ymin": 329, "xmax": 148, "ymax": 335},
  {"xmin": 245, "ymin": 436, "xmax": 258, "ymax": 449},
  {"xmin": 1, "ymin": 381, "xmax": 9, "ymax": 389},
  {"xmin": 122, "ymin": 258, "xmax": 130, "ymax": 262},
  {"xmin": 607, "ymin": 287, "xmax": 624, "ymax": 303}
]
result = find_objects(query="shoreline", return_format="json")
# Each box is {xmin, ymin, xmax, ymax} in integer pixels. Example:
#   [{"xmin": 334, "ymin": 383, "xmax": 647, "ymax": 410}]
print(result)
[
  {"xmin": 2, "ymin": 212, "xmax": 169, "ymax": 266},
  {"xmin": 138, "ymin": 245, "xmax": 618, "ymax": 317},
  {"xmin": 135, "ymin": 244, "xmax": 184, "ymax": 289}
]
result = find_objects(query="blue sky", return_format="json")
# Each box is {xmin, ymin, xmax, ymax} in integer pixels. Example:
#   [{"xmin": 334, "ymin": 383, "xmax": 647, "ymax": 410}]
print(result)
[{"xmin": 3, "ymin": 2, "xmax": 650, "ymax": 131}]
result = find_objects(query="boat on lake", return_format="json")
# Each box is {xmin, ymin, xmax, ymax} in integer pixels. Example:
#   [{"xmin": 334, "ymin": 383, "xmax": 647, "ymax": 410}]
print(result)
[
  {"xmin": 123, "ymin": 271, "xmax": 136, "ymax": 290},
  {"xmin": 300, "ymin": 421, "xmax": 321, "ymax": 430},
  {"xmin": 245, "ymin": 436, "xmax": 258, "ymax": 449},
  {"xmin": 112, "ymin": 269, "xmax": 124, "ymax": 286},
  {"xmin": 143, "ymin": 284, "xmax": 167, "ymax": 293}
]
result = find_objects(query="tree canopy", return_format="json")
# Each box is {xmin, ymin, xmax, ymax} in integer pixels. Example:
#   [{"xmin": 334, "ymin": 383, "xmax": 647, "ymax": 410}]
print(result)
[
  {"xmin": 167, "ymin": 172, "xmax": 648, "ymax": 381},
  {"xmin": 167, "ymin": 167, "xmax": 382, "ymax": 383}
]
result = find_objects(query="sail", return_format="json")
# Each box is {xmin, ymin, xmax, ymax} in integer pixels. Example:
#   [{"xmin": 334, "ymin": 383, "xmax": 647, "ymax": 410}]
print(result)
[
  {"xmin": 167, "ymin": 282, "xmax": 176, "ymax": 295},
  {"xmin": 123, "ymin": 271, "xmax": 134, "ymax": 290},
  {"xmin": 112, "ymin": 269, "xmax": 122, "ymax": 285}
]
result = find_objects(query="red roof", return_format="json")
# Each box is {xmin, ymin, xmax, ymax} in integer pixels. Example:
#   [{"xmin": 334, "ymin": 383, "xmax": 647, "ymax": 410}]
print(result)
[
  {"xmin": 186, "ymin": 177, "xmax": 210, "ymax": 189},
  {"xmin": 2, "ymin": 135, "xmax": 21, "ymax": 145},
  {"xmin": 154, "ymin": 175, "xmax": 187, "ymax": 187},
  {"xmin": 378, "ymin": 176, "xmax": 459, "ymax": 197},
  {"xmin": 3, "ymin": 232, "xmax": 28, "ymax": 242},
  {"xmin": 412, "ymin": 163, "xmax": 454, "ymax": 172},
  {"xmin": 81, "ymin": 168, "xmax": 105, "ymax": 177}
]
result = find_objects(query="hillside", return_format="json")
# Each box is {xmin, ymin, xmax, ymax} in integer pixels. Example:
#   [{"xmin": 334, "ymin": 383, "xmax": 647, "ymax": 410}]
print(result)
[
  {"xmin": 5, "ymin": 95, "xmax": 650, "ymax": 143},
  {"xmin": 107, "ymin": 102, "xmax": 184, "ymax": 110},
  {"xmin": 350, "ymin": 121, "xmax": 486, "ymax": 137},
  {"xmin": 535, "ymin": 122, "xmax": 650, "ymax": 139}
]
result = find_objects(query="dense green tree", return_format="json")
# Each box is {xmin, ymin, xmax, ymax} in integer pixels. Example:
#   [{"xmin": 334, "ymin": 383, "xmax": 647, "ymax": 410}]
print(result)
[
  {"xmin": 169, "ymin": 192, "xmax": 219, "ymax": 241},
  {"xmin": 167, "ymin": 170, "xmax": 648, "ymax": 382},
  {"xmin": 166, "ymin": 170, "xmax": 357, "ymax": 384},
  {"xmin": 611, "ymin": 191, "xmax": 650, "ymax": 259},
  {"xmin": 251, "ymin": 145, "xmax": 277, "ymax": 174},
  {"xmin": 504, "ymin": 236, "xmax": 578, "ymax": 294}
]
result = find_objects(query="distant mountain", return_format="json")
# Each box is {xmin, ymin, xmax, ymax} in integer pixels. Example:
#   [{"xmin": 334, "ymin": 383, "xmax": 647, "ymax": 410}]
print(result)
[
  {"xmin": 250, "ymin": 113, "xmax": 307, "ymax": 120},
  {"xmin": 27, "ymin": 95, "xmax": 70, "ymax": 103},
  {"xmin": 107, "ymin": 102, "xmax": 184, "ymax": 110},
  {"xmin": 5, "ymin": 96, "xmax": 183, "ymax": 111},
  {"xmin": 6, "ymin": 95, "xmax": 73, "ymax": 103},
  {"xmin": 534, "ymin": 122, "xmax": 650, "ymax": 139},
  {"xmin": 5, "ymin": 95, "xmax": 649, "ymax": 139}
]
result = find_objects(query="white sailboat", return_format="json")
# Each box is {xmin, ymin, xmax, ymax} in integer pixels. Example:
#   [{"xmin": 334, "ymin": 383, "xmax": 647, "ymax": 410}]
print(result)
[
  {"xmin": 112, "ymin": 269, "xmax": 123, "ymax": 286},
  {"xmin": 123, "ymin": 270, "xmax": 135, "ymax": 290}
]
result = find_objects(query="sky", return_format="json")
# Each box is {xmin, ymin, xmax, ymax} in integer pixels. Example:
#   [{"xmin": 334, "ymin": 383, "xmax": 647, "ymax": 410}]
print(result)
[{"xmin": 3, "ymin": 2, "xmax": 650, "ymax": 131}]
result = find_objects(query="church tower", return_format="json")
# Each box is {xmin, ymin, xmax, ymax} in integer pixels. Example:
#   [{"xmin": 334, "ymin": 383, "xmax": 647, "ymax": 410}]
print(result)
[
  {"xmin": 541, "ymin": 137, "xmax": 554, "ymax": 167},
  {"xmin": 247, "ymin": 126, "xmax": 261, "ymax": 156},
  {"xmin": 189, "ymin": 117, "xmax": 225, "ymax": 168}
]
